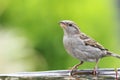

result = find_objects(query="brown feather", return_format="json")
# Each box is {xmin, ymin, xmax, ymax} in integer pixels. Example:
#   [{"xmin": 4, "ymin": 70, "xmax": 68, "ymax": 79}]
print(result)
[
  {"xmin": 79, "ymin": 33, "xmax": 89, "ymax": 40},
  {"xmin": 80, "ymin": 33, "xmax": 108, "ymax": 50}
]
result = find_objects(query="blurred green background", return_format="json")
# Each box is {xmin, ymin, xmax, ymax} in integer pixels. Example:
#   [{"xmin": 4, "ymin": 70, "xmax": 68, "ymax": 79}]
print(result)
[{"xmin": 0, "ymin": 0, "xmax": 120, "ymax": 73}]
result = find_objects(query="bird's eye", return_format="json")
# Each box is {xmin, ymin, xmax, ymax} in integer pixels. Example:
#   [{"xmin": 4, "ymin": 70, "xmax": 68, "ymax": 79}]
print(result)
[{"xmin": 68, "ymin": 24, "xmax": 72, "ymax": 26}]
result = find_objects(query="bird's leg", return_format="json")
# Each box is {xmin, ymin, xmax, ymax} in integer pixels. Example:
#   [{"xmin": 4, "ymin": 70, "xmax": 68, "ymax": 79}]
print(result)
[
  {"xmin": 70, "ymin": 61, "xmax": 84, "ymax": 76},
  {"xmin": 93, "ymin": 59, "xmax": 100, "ymax": 75},
  {"xmin": 115, "ymin": 68, "xmax": 118, "ymax": 80}
]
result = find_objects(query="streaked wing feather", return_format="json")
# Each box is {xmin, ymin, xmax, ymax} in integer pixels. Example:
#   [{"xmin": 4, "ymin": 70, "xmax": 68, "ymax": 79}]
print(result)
[{"xmin": 80, "ymin": 33, "xmax": 108, "ymax": 50}]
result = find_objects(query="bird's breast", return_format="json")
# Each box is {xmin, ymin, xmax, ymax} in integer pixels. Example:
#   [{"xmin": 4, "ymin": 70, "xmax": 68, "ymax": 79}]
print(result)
[{"xmin": 63, "ymin": 35, "xmax": 84, "ymax": 56}]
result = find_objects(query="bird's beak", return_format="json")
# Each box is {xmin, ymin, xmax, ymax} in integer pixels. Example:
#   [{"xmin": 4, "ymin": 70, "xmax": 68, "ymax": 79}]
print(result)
[{"xmin": 59, "ymin": 21, "xmax": 67, "ymax": 28}]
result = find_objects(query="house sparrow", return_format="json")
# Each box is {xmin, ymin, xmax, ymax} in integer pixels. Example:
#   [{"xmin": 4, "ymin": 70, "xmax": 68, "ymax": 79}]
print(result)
[{"xmin": 59, "ymin": 20, "xmax": 120, "ymax": 75}]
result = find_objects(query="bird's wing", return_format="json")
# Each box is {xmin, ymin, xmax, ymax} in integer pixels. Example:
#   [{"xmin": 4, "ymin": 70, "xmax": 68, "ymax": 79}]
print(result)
[{"xmin": 79, "ymin": 33, "xmax": 108, "ymax": 50}]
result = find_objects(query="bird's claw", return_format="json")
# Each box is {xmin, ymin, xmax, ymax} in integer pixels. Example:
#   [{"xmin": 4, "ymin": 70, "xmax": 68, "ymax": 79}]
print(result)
[
  {"xmin": 92, "ymin": 70, "xmax": 97, "ymax": 75},
  {"xmin": 70, "ymin": 69, "xmax": 77, "ymax": 76}
]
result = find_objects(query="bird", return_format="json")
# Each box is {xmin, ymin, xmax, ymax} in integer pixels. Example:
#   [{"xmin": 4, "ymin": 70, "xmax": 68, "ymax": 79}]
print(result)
[{"xmin": 59, "ymin": 20, "xmax": 120, "ymax": 75}]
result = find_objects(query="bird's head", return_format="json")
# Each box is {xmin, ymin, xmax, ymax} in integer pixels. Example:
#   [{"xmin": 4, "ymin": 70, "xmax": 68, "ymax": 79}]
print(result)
[{"xmin": 59, "ymin": 20, "xmax": 80, "ymax": 35}]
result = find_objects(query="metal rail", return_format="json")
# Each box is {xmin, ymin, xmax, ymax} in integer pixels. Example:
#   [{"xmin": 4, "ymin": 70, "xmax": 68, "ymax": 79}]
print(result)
[{"xmin": 0, "ymin": 68, "xmax": 119, "ymax": 80}]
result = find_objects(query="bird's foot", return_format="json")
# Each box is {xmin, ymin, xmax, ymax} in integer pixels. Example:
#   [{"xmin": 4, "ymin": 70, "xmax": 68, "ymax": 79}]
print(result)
[
  {"xmin": 92, "ymin": 70, "xmax": 97, "ymax": 75},
  {"xmin": 115, "ymin": 68, "xmax": 118, "ymax": 80},
  {"xmin": 70, "ymin": 61, "xmax": 84, "ymax": 76},
  {"xmin": 92, "ymin": 65, "xmax": 98, "ymax": 75},
  {"xmin": 70, "ymin": 65, "xmax": 78, "ymax": 76}
]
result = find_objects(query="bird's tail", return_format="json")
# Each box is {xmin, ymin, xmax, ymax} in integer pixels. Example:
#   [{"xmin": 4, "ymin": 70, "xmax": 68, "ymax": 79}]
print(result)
[{"xmin": 107, "ymin": 51, "xmax": 120, "ymax": 59}]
